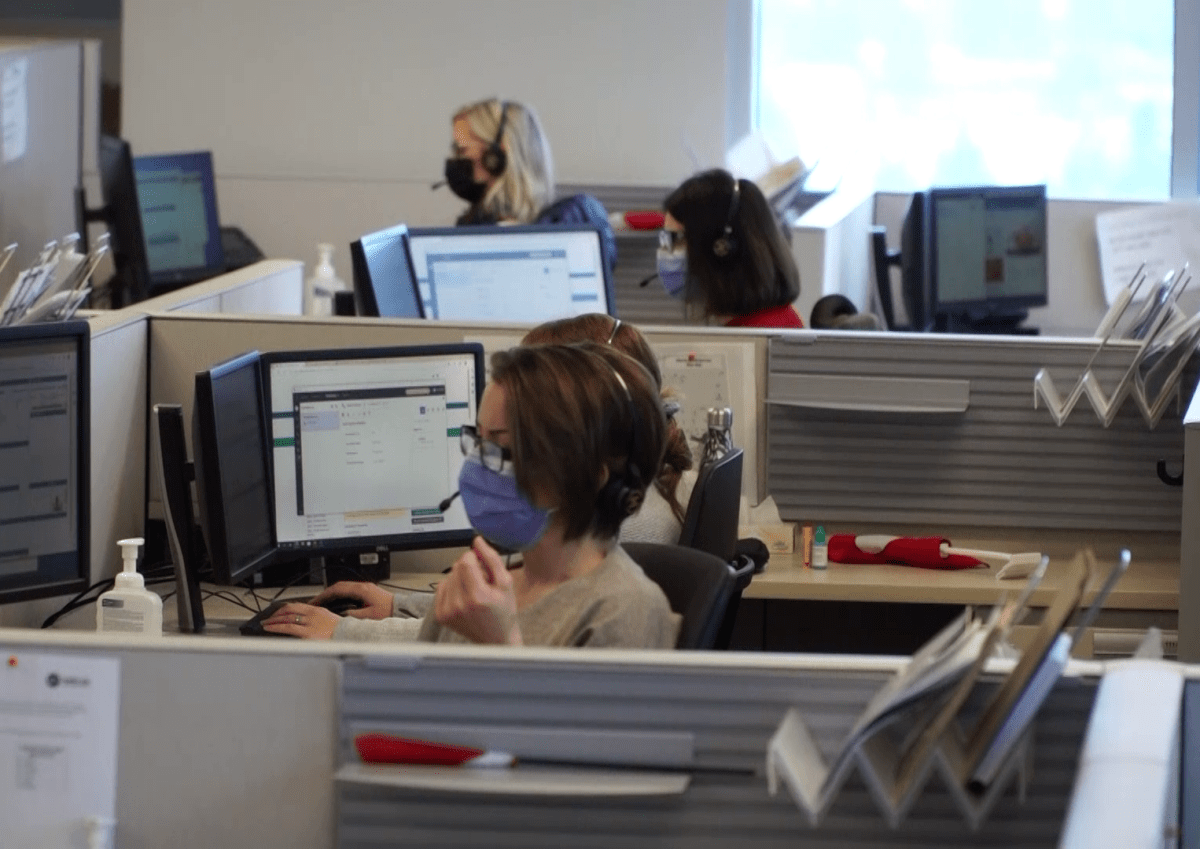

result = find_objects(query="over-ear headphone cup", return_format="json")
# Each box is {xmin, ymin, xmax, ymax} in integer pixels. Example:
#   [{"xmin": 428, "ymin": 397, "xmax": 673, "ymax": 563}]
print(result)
[
  {"xmin": 481, "ymin": 146, "xmax": 506, "ymax": 177},
  {"xmin": 712, "ymin": 234, "xmax": 738, "ymax": 258}
]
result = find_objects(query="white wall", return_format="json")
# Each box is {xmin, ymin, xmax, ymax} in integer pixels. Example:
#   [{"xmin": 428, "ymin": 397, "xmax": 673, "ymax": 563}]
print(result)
[{"xmin": 121, "ymin": 0, "xmax": 745, "ymax": 283}]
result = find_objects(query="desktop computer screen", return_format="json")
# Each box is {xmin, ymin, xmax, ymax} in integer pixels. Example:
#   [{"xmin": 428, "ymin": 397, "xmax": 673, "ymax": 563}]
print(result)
[
  {"xmin": 350, "ymin": 223, "xmax": 423, "ymax": 318},
  {"xmin": 928, "ymin": 184, "xmax": 1047, "ymax": 333},
  {"xmin": 95, "ymin": 134, "xmax": 152, "ymax": 306},
  {"xmin": 262, "ymin": 343, "xmax": 484, "ymax": 557},
  {"xmin": 133, "ymin": 150, "xmax": 225, "ymax": 289},
  {"xmin": 192, "ymin": 350, "xmax": 276, "ymax": 586},
  {"xmin": 0, "ymin": 321, "xmax": 90, "ymax": 605},
  {"xmin": 406, "ymin": 225, "xmax": 615, "ymax": 321}
]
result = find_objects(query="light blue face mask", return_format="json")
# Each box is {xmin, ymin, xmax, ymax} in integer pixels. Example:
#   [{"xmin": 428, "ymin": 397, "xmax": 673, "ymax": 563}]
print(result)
[
  {"xmin": 656, "ymin": 247, "xmax": 688, "ymax": 298},
  {"xmin": 456, "ymin": 452, "xmax": 553, "ymax": 553}
]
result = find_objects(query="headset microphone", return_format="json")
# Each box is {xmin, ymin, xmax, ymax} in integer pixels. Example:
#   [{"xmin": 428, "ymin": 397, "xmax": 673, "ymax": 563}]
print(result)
[
  {"xmin": 637, "ymin": 272, "xmax": 659, "ymax": 288},
  {"xmin": 430, "ymin": 179, "xmax": 446, "ymax": 190},
  {"xmin": 438, "ymin": 491, "xmax": 460, "ymax": 512}
]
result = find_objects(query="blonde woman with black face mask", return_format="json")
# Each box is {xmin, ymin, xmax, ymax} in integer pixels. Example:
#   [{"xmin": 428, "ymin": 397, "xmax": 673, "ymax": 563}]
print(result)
[{"xmin": 443, "ymin": 98, "xmax": 555, "ymax": 225}]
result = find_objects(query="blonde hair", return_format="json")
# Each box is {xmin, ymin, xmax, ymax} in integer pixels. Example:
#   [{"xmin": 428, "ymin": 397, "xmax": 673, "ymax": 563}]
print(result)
[{"xmin": 454, "ymin": 98, "xmax": 555, "ymax": 223}]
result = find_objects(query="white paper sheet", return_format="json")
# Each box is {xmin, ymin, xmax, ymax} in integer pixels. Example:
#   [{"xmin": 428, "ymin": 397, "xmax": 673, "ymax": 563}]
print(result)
[
  {"xmin": 0, "ymin": 650, "xmax": 121, "ymax": 848},
  {"xmin": 1095, "ymin": 204, "xmax": 1200, "ymax": 306},
  {"xmin": 1, "ymin": 57, "xmax": 28, "ymax": 163}
]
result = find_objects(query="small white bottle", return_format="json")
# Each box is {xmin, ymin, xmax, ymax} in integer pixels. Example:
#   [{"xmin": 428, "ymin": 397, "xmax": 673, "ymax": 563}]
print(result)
[
  {"xmin": 305, "ymin": 242, "xmax": 345, "ymax": 315},
  {"xmin": 811, "ymin": 525, "xmax": 828, "ymax": 569},
  {"xmin": 96, "ymin": 538, "xmax": 163, "ymax": 636}
]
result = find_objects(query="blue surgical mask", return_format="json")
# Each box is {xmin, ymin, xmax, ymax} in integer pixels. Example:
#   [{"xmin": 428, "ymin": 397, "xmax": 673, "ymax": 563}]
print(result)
[
  {"xmin": 656, "ymin": 247, "xmax": 688, "ymax": 298},
  {"xmin": 457, "ymin": 453, "xmax": 553, "ymax": 552}
]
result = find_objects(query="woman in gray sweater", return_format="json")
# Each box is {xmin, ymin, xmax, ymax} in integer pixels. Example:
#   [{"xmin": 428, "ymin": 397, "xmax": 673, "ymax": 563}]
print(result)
[{"xmin": 264, "ymin": 342, "xmax": 680, "ymax": 649}]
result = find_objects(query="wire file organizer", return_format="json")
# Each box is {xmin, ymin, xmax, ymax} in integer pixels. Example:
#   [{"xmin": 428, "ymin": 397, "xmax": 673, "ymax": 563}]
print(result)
[{"xmin": 1034, "ymin": 264, "xmax": 1200, "ymax": 428}]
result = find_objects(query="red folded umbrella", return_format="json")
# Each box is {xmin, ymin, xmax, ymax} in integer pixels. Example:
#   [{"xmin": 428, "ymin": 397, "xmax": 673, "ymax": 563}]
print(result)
[{"xmin": 828, "ymin": 535, "xmax": 987, "ymax": 570}]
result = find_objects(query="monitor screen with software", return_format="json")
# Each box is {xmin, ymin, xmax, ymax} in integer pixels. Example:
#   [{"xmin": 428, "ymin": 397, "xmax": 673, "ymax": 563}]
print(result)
[
  {"xmin": 133, "ymin": 150, "xmax": 225, "ymax": 289},
  {"xmin": 0, "ymin": 321, "xmax": 90, "ymax": 605},
  {"xmin": 406, "ymin": 225, "xmax": 615, "ymax": 321},
  {"xmin": 262, "ymin": 343, "xmax": 484, "ymax": 557},
  {"xmin": 928, "ymin": 184, "xmax": 1047, "ymax": 333}
]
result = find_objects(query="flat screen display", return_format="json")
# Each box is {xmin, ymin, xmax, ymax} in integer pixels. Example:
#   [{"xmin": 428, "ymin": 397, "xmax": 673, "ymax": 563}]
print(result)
[
  {"xmin": 262, "ymin": 344, "xmax": 483, "ymax": 555},
  {"xmin": 133, "ymin": 150, "xmax": 225, "ymax": 287},
  {"xmin": 0, "ymin": 321, "xmax": 89, "ymax": 604},
  {"xmin": 407, "ymin": 225, "xmax": 614, "ymax": 321}
]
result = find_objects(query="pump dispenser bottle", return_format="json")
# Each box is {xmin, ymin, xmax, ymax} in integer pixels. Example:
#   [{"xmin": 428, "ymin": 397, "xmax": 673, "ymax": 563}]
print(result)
[
  {"xmin": 96, "ymin": 538, "xmax": 163, "ymax": 635},
  {"xmin": 304, "ymin": 243, "xmax": 345, "ymax": 315}
]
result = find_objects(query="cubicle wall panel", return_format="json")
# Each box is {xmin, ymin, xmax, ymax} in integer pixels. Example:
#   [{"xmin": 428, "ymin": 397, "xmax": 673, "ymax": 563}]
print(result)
[
  {"xmin": 336, "ymin": 654, "xmax": 1097, "ymax": 847},
  {"xmin": 767, "ymin": 335, "xmax": 1194, "ymax": 532}
]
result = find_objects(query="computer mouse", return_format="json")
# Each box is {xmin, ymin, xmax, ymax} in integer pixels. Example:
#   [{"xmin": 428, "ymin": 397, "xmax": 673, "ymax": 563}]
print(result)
[{"xmin": 319, "ymin": 596, "xmax": 366, "ymax": 616}]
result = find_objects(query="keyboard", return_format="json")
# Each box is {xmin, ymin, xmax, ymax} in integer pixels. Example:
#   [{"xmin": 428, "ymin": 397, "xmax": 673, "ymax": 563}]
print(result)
[{"xmin": 239, "ymin": 597, "xmax": 312, "ymax": 637}]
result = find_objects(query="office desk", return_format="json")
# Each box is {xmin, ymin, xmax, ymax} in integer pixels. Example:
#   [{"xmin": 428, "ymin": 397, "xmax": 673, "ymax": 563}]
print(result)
[{"xmin": 737, "ymin": 528, "xmax": 1179, "ymax": 656}]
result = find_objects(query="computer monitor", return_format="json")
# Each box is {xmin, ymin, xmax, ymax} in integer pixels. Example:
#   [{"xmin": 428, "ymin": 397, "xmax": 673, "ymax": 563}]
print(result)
[
  {"xmin": 90, "ymin": 134, "xmax": 152, "ymax": 307},
  {"xmin": 262, "ymin": 343, "xmax": 484, "ymax": 559},
  {"xmin": 349, "ymin": 222, "xmax": 424, "ymax": 318},
  {"xmin": 899, "ymin": 190, "xmax": 930, "ymax": 332},
  {"xmin": 0, "ymin": 320, "xmax": 90, "ymax": 605},
  {"xmin": 928, "ymin": 184, "xmax": 1047, "ymax": 334},
  {"xmin": 406, "ymin": 225, "xmax": 615, "ymax": 321},
  {"xmin": 133, "ymin": 150, "xmax": 225, "ymax": 290},
  {"xmin": 192, "ymin": 350, "xmax": 277, "ymax": 586}
]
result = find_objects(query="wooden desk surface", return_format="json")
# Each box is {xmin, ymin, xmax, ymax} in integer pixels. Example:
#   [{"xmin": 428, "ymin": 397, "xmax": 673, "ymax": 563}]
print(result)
[{"xmin": 743, "ymin": 528, "xmax": 1180, "ymax": 611}]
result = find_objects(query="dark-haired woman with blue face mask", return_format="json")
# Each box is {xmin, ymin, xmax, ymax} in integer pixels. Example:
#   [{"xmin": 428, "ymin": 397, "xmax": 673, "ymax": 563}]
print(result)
[{"xmin": 267, "ymin": 342, "xmax": 679, "ymax": 649}]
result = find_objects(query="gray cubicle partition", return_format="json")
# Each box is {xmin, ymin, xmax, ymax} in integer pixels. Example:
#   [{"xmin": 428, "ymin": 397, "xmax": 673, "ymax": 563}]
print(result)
[
  {"xmin": 766, "ymin": 333, "xmax": 1192, "ymax": 533},
  {"xmin": 335, "ymin": 650, "xmax": 1099, "ymax": 848}
]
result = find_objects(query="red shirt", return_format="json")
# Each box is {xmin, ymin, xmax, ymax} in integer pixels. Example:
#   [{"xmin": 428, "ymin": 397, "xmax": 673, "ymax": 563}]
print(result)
[{"xmin": 725, "ymin": 304, "xmax": 805, "ymax": 329}]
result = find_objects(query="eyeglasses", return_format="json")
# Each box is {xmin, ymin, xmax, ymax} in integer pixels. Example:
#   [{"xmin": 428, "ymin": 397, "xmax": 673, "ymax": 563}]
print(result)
[
  {"xmin": 658, "ymin": 229, "xmax": 686, "ymax": 252},
  {"xmin": 459, "ymin": 424, "xmax": 512, "ymax": 472}
]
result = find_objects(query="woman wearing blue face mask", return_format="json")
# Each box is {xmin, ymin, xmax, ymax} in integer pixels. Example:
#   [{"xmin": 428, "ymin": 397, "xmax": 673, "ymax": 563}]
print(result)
[
  {"xmin": 659, "ymin": 168, "xmax": 804, "ymax": 328},
  {"xmin": 418, "ymin": 342, "xmax": 680, "ymax": 647},
  {"xmin": 270, "ymin": 342, "xmax": 680, "ymax": 649}
]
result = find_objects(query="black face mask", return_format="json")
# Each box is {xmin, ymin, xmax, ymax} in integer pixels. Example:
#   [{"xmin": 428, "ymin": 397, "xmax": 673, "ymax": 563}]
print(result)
[{"xmin": 443, "ymin": 157, "xmax": 487, "ymax": 204}]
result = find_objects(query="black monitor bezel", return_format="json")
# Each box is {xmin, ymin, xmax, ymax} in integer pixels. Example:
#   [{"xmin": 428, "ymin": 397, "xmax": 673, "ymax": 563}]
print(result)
[
  {"xmin": 928, "ymin": 183, "xmax": 1048, "ymax": 319},
  {"xmin": 0, "ymin": 320, "xmax": 90, "ymax": 605},
  {"xmin": 349, "ymin": 222, "xmax": 424, "ymax": 319},
  {"xmin": 192, "ymin": 349, "xmax": 277, "ymax": 586},
  {"xmin": 97, "ymin": 134, "xmax": 152, "ymax": 307},
  {"xmin": 406, "ymin": 223, "xmax": 618, "ymax": 320},
  {"xmin": 260, "ymin": 342, "xmax": 485, "ymax": 559},
  {"xmin": 133, "ymin": 149, "xmax": 226, "ymax": 289}
]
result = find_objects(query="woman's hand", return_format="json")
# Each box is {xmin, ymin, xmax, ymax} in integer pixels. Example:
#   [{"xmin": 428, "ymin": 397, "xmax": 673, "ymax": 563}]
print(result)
[
  {"xmin": 261, "ymin": 602, "xmax": 340, "ymax": 639},
  {"xmin": 434, "ymin": 536, "xmax": 522, "ymax": 645},
  {"xmin": 308, "ymin": 581, "xmax": 394, "ymax": 620}
]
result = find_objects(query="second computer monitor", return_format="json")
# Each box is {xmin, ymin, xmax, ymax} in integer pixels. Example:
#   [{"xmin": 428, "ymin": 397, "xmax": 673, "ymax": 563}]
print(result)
[
  {"xmin": 262, "ymin": 343, "xmax": 484, "ymax": 558},
  {"xmin": 406, "ymin": 224, "xmax": 615, "ymax": 321},
  {"xmin": 133, "ymin": 150, "xmax": 225, "ymax": 289},
  {"xmin": 349, "ymin": 222, "xmax": 423, "ymax": 318}
]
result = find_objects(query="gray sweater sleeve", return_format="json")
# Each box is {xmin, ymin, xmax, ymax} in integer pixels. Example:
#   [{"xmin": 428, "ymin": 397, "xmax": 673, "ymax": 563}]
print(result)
[{"xmin": 333, "ymin": 613, "xmax": 424, "ymax": 642}]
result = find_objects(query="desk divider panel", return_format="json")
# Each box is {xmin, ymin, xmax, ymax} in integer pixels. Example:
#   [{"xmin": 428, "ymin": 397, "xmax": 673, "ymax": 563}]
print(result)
[
  {"xmin": 336, "ymin": 651, "xmax": 1097, "ymax": 848},
  {"xmin": 766, "ymin": 333, "xmax": 1193, "ymax": 532}
]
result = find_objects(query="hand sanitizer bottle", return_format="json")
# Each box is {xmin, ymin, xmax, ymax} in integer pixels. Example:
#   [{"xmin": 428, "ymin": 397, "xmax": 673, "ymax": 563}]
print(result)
[
  {"xmin": 305, "ymin": 243, "xmax": 345, "ymax": 315},
  {"xmin": 811, "ymin": 526, "xmax": 828, "ymax": 569},
  {"xmin": 96, "ymin": 538, "xmax": 163, "ymax": 635}
]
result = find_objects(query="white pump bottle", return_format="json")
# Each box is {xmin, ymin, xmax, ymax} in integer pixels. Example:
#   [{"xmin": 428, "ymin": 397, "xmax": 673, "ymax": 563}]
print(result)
[{"xmin": 96, "ymin": 537, "xmax": 163, "ymax": 635}]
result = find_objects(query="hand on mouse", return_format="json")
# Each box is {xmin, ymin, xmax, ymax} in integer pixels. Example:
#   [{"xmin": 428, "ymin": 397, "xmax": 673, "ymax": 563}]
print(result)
[
  {"xmin": 434, "ymin": 536, "xmax": 521, "ymax": 645},
  {"xmin": 309, "ymin": 581, "xmax": 393, "ymax": 620},
  {"xmin": 262, "ymin": 602, "xmax": 339, "ymax": 639}
]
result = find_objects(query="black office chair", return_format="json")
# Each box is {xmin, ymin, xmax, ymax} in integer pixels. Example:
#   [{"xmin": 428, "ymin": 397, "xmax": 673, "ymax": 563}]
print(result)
[
  {"xmin": 679, "ymin": 447, "xmax": 744, "ymax": 564},
  {"xmin": 625, "ymin": 542, "xmax": 736, "ymax": 650}
]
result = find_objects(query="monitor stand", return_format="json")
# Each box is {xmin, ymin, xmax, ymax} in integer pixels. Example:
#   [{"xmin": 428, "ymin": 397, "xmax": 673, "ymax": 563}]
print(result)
[{"xmin": 935, "ymin": 308, "xmax": 1038, "ymax": 336}]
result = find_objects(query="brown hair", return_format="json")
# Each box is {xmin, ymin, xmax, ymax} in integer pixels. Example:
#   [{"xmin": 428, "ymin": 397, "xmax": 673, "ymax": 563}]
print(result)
[
  {"xmin": 489, "ymin": 342, "xmax": 666, "ymax": 542},
  {"xmin": 521, "ymin": 314, "xmax": 693, "ymax": 523}
]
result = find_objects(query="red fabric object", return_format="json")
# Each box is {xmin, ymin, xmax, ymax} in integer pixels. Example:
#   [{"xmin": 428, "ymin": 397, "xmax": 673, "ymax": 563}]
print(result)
[
  {"xmin": 827, "ymin": 535, "xmax": 986, "ymax": 570},
  {"xmin": 725, "ymin": 304, "xmax": 805, "ymax": 329},
  {"xmin": 624, "ymin": 210, "xmax": 666, "ymax": 230},
  {"xmin": 355, "ymin": 733, "xmax": 484, "ymax": 766}
]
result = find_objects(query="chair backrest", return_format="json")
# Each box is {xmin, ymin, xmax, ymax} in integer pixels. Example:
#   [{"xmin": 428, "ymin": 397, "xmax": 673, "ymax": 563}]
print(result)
[
  {"xmin": 679, "ymin": 447, "xmax": 743, "ymax": 563},
  {"xmin": 624, "ymin": 542, "xmax": 735, "ymax": 650}
]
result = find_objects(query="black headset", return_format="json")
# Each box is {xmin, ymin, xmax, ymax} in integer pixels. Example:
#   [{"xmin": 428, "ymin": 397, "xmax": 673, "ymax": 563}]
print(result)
[
  {"xmin": 479, "ymin": 101, "xmax": 510, "ymax": 178},
  {"xmin": 594, "ymin": 361, "xmax": 646, "ymax": 523},
  {"xmin": 711, "ymin": 177, "xmax": 741, "ymax": 258}
]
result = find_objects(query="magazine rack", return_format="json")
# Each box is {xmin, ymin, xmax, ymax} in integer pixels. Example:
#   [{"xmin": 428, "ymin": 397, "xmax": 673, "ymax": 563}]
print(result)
[{"xmin": 767, "ymin": 549, "xmax": 1106, "ymax": 830}]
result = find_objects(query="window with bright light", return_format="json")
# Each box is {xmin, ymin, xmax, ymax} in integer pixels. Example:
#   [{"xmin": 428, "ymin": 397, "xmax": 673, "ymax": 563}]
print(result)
[{"xmin": 756, "ymin": 0, "xmax": 1175, "ymax": 199}]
